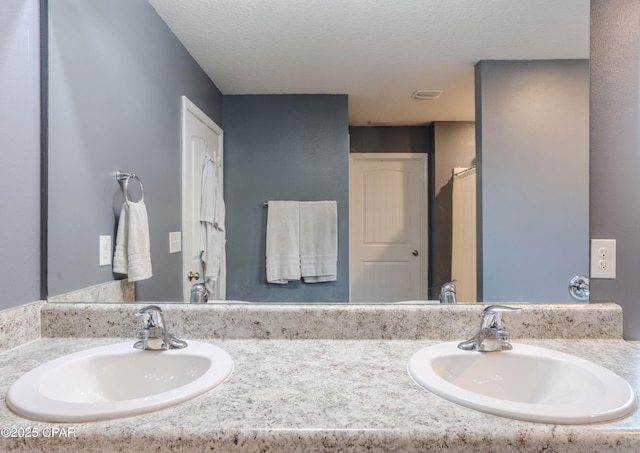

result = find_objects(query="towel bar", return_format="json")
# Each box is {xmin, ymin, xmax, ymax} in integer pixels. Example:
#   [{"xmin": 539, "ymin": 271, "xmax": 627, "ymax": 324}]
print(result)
[{"xmin": 263, "ymin": 201, "xmax": 338, "ymax": 207}]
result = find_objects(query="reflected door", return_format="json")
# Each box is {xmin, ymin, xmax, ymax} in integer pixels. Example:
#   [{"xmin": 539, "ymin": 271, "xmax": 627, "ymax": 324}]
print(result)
[
  {"xmin": 350, "ymin": 154, "xmax": 427, "ymax": 302},
  {"xmin": 181, "ymin": 97, "xmax": 224, "ymax": 302}
]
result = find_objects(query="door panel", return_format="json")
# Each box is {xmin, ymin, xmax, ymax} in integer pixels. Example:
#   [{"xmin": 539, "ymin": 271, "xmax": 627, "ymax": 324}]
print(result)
[
  {"xmin": 350, "ymin": 154, "xmax": 427, "ymax": 302},
  {"xmin": 361, "ymin": 261, "xmax": 416, "ymax": 301},
  {"xmin": 363, "ymin": 171, "xmax": 411, "ymax": 244}
]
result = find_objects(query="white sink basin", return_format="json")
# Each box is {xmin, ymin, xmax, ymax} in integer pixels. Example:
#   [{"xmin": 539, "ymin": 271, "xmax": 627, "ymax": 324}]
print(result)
[
  {"xmin": 6, "ymin": 341, "xmax": 233, "ymax": 422},
  {"xmin": 408, "ymin": 341, "xmax": 636, "ymax": 424}
]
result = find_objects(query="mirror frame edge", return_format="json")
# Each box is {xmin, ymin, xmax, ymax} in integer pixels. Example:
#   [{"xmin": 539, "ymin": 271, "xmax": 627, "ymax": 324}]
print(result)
[{"xmin": 39, "ymin": 0, "xmax": 48, "ymax": 301}]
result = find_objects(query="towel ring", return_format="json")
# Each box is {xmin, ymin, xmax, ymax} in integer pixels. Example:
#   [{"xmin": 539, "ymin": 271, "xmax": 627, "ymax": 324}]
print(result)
[{"xmin": 116, "ymin": 171, "xmax": 144, "ymax": 203}]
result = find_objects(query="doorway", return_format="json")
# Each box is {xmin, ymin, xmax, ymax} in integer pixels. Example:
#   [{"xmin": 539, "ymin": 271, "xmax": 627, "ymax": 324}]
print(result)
[
  {"xmin": 181, "ymin": 96, "xmax": 224, "ymax": 302},
  {"xmin": 349, "ymin": 153, "xmax": 428, "ymax": 302}
]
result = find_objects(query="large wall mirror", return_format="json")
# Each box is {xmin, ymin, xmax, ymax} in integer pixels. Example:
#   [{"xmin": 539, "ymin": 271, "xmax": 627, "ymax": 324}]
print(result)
[{"xmin": 46, "ymin": 0, "xmax": 590, "ymax": 304}]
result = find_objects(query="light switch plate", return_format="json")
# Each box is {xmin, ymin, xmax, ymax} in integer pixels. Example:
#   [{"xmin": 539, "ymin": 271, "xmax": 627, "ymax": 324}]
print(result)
[
  {"xmin": 99, "ymin": 235, "xmax": 112, "ymax": 266},
  {"xmin": 169, "ymin": 231, "xmax": 181, "ymax": 254},
  {"xmin": 590, "ymin": 239, "xmax": 616, "ymax": 279}
]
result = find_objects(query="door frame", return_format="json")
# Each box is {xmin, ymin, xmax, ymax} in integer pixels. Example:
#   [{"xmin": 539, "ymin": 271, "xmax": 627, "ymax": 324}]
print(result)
[
  {"xmin": 180, "ymin": 96, "xmax": 224, "ymax": 301},
  {"xmin": 348, "ymin": 153, "xmax": 428, "ymax": 302}
]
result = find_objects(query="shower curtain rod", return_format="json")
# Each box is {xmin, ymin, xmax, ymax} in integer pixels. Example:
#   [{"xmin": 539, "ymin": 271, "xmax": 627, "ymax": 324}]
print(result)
[{"xmin": 453, "ymin": 166, "xmax": 476, "ymax": 178}]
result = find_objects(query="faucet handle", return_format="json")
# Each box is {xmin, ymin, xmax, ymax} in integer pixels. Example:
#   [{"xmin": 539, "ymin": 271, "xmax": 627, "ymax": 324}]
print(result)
[
  {"xmin": 135, "ymin": 305, "xmax": 166, "ymax": 330},
  {"xmin": 480, "ymin": 305, "xmax": 521, "ymax": 329},
  {"xmin": 482, "ymin": 305, "xmax": 521, "ymax": 315}
]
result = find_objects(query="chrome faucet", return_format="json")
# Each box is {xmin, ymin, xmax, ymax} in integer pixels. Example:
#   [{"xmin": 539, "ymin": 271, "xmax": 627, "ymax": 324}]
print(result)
[
  {"xmin": 458, "ymin": 305, "xmax": 521, "ymax": 352},
  {"xmin": 190, "ymin": 282, "xmax": 209, "ymax": 303},
  {"xmin": 439, "ymin": 280, "xmax": 457, "ymax": 304},
  {"xmin": 134, "ymin": 305, "xmax": 188, "ymax": 350}
]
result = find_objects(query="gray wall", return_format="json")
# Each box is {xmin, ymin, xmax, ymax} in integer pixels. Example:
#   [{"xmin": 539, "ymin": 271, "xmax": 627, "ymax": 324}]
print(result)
[
  {"xmin": 47, "ymin": 0, "xmax": 222, "ymax": 300},
  {"xmin": 591, "ymin": 1, "xmax": 640, "ymax": 339},
  {"xmin": 349, "ymin": 126, "xmax": 431, "ymax": 153},
  {"xmin": 0, "ymin": 0, "xmax": 41, "ymax": 310},
  {"xmin": 432, "ymin": 122, "xmax": 476, "ymax": 298},
  {"xmin": 475, "ymin": 60, "xmax": 590, "ymax": 302},
  {"xmin": 224, "ymin": 95, "xmax": 349, "ymax": 302}
]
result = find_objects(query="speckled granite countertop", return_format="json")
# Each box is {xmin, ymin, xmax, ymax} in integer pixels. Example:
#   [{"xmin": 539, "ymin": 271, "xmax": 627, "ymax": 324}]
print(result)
[{"xmin": 1, "ymin": 337, "xmax": 639, "ymax": 452}]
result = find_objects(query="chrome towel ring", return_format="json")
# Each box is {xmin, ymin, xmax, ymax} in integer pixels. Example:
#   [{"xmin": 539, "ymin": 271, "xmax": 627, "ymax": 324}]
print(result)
[{"xmin": 116, "ymin": 170, "xmax": 144, "ymax": 203}]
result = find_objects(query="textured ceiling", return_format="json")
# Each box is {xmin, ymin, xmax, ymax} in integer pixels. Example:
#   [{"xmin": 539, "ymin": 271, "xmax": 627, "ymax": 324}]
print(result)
[{"xmin": 148, "ymin": 0, "xmax": 590, "ymax": 126}]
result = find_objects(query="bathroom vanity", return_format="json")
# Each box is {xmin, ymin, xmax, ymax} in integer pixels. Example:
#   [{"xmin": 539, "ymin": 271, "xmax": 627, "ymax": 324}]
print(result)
[{"xmin": 0, "ymin": 302, "xmax": 639, "ymax": 452}]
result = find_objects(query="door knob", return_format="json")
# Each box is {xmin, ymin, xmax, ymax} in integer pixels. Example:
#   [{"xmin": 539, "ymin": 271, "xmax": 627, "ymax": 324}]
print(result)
[
  {"xmin": 187, "ymin": 271, "xmax": 200, "ymax": 281},
  {"xmin": 412, "ymin": 250, "xmax": 419, "ymax": 256}
]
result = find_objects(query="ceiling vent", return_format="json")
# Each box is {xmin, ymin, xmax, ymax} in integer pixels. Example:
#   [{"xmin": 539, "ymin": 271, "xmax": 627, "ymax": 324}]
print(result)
[
  {"xmin": 368, "ymin": 120, "xmax": 393, "ymax": 126},
  {"xmin": 411, "ymin": 89, "xmax": 443, "ymax": 100}
]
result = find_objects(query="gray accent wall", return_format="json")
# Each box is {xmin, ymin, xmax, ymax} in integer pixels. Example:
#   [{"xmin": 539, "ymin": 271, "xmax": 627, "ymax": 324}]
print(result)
[
  {"xmin": 349, "ymin": 126, "xmax": 431, "ymax": 153},
  {"xmin": 224, "ymin": 95, "xmax": 349, "ymax": 302},
  {"xmin": 591, "ymin": 1, "xmax": 640, "ymax": 339},
  {"xmin": 475, "ymin": 60, "xmax": 590, "ymax": 302},
  {"xmin": 0, "ymin": 0, "xmax": 41, "ymax": 310},
  {"xmin": 432, "ymin": 122, "xmax": 476, "ymax": 299},
  {"xmin": 47, "ymin": 0, "xmax": 222, "ymax": 300}
]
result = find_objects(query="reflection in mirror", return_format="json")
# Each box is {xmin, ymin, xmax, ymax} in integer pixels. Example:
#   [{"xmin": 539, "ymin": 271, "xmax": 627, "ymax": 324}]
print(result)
[{"xmin": 46, "ymin": 0, "xmax": 590, "ymax": 304}]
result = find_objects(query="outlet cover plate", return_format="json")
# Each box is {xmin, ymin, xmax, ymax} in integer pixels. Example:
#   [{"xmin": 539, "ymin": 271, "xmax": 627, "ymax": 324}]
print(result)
[{"xmin": 590, "ymin": 239, "xmax": 616, "ymax": 279}]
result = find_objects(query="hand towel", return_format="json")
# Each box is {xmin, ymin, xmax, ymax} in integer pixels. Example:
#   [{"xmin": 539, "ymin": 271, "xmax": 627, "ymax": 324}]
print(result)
[
  {"xmin": 112, "ymin": 200, "xmax": 152, "ymax": 282},
  {"xmin": 266, "ymin": 201, "xmax": 301, "ymax": 284},
  {"xmin": 200, "ymin": 154, "xmax": 226, "ymax": 297},
  {"xmin": 112, "ymin": 203, "xmax": 129, "ymax": 275},
  {"xmin": 300, "ymin": 201, "xmax": 337, "ymax": 283}
]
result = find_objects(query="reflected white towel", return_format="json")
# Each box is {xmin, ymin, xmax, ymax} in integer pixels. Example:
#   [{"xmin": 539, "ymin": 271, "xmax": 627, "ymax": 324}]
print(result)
[
  {"xmin": 112, "ymin": 201, "xmax": 152, "ymax": 282},
  {"xmin": 300, "ymin": 201, "xmax": 337, "ymax": 283},
  {"xmin": 113, "ymin": 204, "xmax": 128, "ymax": 275},
  {"xmin": 200, "ymin": 154, "xmax": 226, "ymax": 297},
  {"xmin": 266, "ymin": 201, "xmax": 301, "ymax": 284}
]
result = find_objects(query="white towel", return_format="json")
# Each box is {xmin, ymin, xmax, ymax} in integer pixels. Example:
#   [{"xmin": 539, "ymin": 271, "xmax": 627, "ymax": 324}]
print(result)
[
  {"xmin": 266, "ymin": 201, "xmax": 301, "ymax": 284},
  {"xmin": 112, "ymin": 201, "xmax": 152, "ymax": 282},
  {"xmin": 300, "ymin": 201, "xmax": 337, "ymax": 283},
  {"xmin": 112, "ymin": 203, "xmax": 129, "ymax": 276},
  {"xmin": 200, "ymin": 154, "xmax": 226, "ymax": 297}
]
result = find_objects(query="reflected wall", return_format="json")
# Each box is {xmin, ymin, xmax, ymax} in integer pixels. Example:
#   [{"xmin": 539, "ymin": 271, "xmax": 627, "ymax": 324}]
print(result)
[
  {"xmin": 47, "ymin": 0, "xmax": 222, "ymax": 300},
  {"xmin": 476, "ymin": 60, "xmax": 590, "ymax": 302},
  {"xmin": 223, "ymin": 94, "xmax": 350, "ymax": 302}
]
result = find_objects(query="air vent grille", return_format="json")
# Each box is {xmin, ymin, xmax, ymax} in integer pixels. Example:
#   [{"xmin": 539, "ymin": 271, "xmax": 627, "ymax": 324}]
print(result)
[{"xmin": 411, "ymin": 89, "xmax": 443, "ymax": 100}]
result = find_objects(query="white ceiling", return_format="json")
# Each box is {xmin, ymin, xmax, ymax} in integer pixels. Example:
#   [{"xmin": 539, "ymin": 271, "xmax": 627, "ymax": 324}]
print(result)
[{"xmin": 148, "ymin": 0, "xmax": 590, "ymax": 126}]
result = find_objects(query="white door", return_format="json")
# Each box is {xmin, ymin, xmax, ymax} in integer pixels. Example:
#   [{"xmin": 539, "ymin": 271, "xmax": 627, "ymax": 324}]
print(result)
[
  {"xmin": 181, "ymin": 96, "xmax": 224, "ymax": 302},
  {"xmin": 350, "ymin": 153, "xmax": 427, "ymax": 302}
]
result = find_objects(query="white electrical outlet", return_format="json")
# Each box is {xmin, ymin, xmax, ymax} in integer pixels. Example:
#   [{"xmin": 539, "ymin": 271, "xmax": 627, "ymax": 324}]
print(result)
[
  {"xmin": 99, "ymin": 235, "xmax": 112, "ymax": 266},
  {"xmin": 590, "ymin": 239, "xmax": 616, "ymax": 279},
  {"xmin": 169, "ymin": 231, "xmax": 182, "ymax": 254}
]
